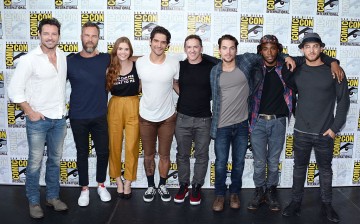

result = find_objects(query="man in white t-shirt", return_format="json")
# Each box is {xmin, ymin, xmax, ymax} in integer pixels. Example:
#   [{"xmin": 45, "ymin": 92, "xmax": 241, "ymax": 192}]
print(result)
[{"xmin": 136, "ymin": 26, "xmax": 179, "ymax": 202}]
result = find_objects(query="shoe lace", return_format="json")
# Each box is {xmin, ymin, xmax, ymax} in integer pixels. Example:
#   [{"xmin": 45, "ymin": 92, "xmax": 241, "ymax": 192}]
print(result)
[
  {"xmin": 159, "ymin": 185, "xmax": 169, "ymax": 195},
  {"xmin": 145, "ymin": 186, "xmax": 155, "ymax": 195}
]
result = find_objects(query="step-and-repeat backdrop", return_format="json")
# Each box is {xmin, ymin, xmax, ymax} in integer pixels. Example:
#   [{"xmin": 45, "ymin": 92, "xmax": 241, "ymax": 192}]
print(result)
[{"xmin": 0, "ymin": 0, "xmax": 360, "ymax": 189}]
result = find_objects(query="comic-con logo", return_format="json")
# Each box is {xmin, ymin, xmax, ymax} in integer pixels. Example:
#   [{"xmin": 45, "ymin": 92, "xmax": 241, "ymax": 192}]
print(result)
[
  {"xmin": 30, "ymin": 12, "xmax": 52, "ymax": 40},
  {"xmin": 291, "ymin": 17, "xmax": 314, "ymax": 44},
  {"xmin": 58, "ymin": 42, "xmax": 79, "ymax": 56},
  {"xmin": 333, "ymin": 134, "xmax": 354, "ymax": 158},
  {"xmin": 134, "ymin": 12, "xmax": 158, "ymax": 40},
  {"xmin": 107, "ymin": 42, "xmax": 114, "ymax": 54},
  {"xmin": 214, "ymin": 0, "xmax": 238, "ymax": 12},
  {"xmin": 166, "ymin": 162, "xmax": 179, "ymax": 187},
  {"xmin": 0, "ymin": 130, "xmax": 7, "ymax": 155},
  {"xmin": 323, "ymin": 47, "xmax": 337, "ymax": 58},
  {"xmin": 139, "ymin": 138, "xmax": 143, "ymax": 158},
  {"xmin": 340, "ymin": 19, "xmax": 360, "ymax": 46},
  {"xmin": 4, "ymin": 0, "xmax": 26, "ymax": 9},
  {"xmin": 266, "ymin": 0, "xmax": 290, "ymax": 14},
  {"xmin": 187, "ymin": 14, "xmax": 211, "ymax": 42},
  {"xmin": 81, "ymin": 12, "xmax": 105, "ymax": 40},
  {"xmin": 7, "ymin": 103, "xmax": 26, "ymax": 128},
  {"xmin": 285, "ymin": 134, "xmax": 294, "ymax": 159},
  {"xmin": 210, "ymin": 161, "xmax": 215, "ymax": 186},
  {"xmin": 161, "ymin": 0, "xmax": 184, "ymax": 10},
  {"xmin": 107, "ymin": 0, "xmax": 131, "ymax": 10},
  {"xmin": 5, "ymin": 42, "xmax": 28, "ymax": 69},
  {"xmin": 213, "ymin": 45, "xmax": 220, "ymax": 59},
  {"xmin": 307, "ymin": 162, "xmax": 319, "ymax": 186},
  {"xmin": 55, "ymin": 0, "xmax": 78, "ymax": 9},
  {"xmin": 88, "ymin": 133, "xmax": 96, "ymax": 157},
  {"xmin": 353, "ymin": 161, "xmax": 360, "ymax": 184},
  {"xmin": 11, "ymin": 158, "xmax": 27, "ymax": 183},
  {"xmin": 348, "ymin": 77, "xmax": 358, "ymax": 103},
  {"xmin": 60, "ymin": 160, "xmax": 78, "ymax": 185},
  {"xmin": 0, "ymin": 71, "xmax": 4, "ymax": 98},
  {"xmin": 240, "ymin": 15, "xmax": 264, "ymax": 43},
  {"xmin": 317, "ymin": 0, "xmax": 339, "ymax": 16}
]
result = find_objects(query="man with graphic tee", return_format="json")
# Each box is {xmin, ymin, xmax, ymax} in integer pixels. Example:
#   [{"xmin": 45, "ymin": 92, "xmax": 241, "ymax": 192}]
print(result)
[
  {"xmin": 8, "ymin": 18, "xmax": 68, "ymax": 219},
  {"xmin": 282, "ymin": 33, "xmax": 350, "ymax": 223},
  {"xmin": 136, "ymin": 26, "xmax": 179, "ymax": 202},
  {"xmin": 67, "ymin": 21, "xmax": 111, "ymax": 207},
  {"xmin": 173, "ymin": 35, "xmax": 216, "ymax": 205}
]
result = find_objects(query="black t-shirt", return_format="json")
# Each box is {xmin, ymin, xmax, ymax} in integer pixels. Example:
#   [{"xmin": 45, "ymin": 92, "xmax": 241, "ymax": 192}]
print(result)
[
  {"xmin": 177, "ymin": 58, "xmax": 215, "ymax": 117},
  {"xmin": 110, "ymin": 62, "xmax": 140, "ymax": 96},
  {"xmin": 258, "ymin": 66, "xmax": 288, "ymax": 116}
]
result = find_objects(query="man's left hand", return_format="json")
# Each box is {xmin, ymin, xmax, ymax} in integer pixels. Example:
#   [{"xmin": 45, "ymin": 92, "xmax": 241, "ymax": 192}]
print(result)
[
  {"xmin": 285, "ymin": 57, "xmax": 296, "ymax": 72},
  {"xmin": 323, "ymin": 129, "xmax": 336, "ymax": 139},
  {"xmin": 330, "ymin": 61, "xmax": 344, "ymax": 83}
]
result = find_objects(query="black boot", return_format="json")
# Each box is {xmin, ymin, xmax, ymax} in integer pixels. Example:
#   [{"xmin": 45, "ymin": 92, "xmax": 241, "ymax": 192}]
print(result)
[
  {"xmin": 247, "ymin": 187, "xmax": 265, "ymax": 210},
  {"xmin": 265, "ymin": 186, "xmax": 281, "ymax": 211},
  {"xmin": 321, "ymin": 203, "xmax": 340, "ymax": 223},
  {"xmin": 282, "ymin": 201, "xmax": 301, "ymax": 217}
]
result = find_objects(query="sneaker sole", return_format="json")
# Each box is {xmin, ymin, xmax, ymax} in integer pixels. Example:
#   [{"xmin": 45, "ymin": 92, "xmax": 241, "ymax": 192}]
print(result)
[
  {"xmin": 190, "ymin": 200, "xmax": 201, "ymax": 205},
  {"xmin": 143, "ymin": 196, "xmax": 155, "ymax": 202},
  {"xmin": 160, "ymin": 196, "xmax": 172, "ymax": 202}
]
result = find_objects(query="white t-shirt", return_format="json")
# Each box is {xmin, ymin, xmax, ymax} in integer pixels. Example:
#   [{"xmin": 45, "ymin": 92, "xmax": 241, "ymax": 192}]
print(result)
[{"xmin": 136, "ymin": 54, "xmax": 179, "ymax": 122}]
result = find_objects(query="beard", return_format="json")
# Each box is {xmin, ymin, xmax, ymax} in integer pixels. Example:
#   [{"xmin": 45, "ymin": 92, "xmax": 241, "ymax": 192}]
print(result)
[
  {"xmin": 82, "ymin": 41, "xmax": 98, "ymax": 53},
  {"xmin": 304, "ymin": 52, "xmax": 321, "ymax": 63}
]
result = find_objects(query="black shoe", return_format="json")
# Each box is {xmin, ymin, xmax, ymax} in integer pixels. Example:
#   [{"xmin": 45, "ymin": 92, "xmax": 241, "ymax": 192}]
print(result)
[
  {"xmin": 265, "ymin": 186, "xmax": 281, "ymax": 211},
  {"xmin": 247, "ymin": 187, "xmax": 265, "ymax": 210},
  {"xmin": 321, "ymin": 203, "xmax": 340, "ymax": 223},
  {"xmin": 282, "ymin": 201, "xmax": 301, "ymax": 217}
]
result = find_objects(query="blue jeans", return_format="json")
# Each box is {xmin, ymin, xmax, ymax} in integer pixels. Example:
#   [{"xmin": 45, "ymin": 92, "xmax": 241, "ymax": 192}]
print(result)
[
  {"xmin": 25, "ymin": 117, "xmax": 67, "ymax": 205},
  {"xmin": 250, "ymin": 117, "xmax": 286, "ymax": 188},
  {"xmin": 214, "ymin": 120, "xmax": 248, "ymax": 196},
  {"xmin": 292, "ymin": 130, "xmax": 334, "ymax": 203}
]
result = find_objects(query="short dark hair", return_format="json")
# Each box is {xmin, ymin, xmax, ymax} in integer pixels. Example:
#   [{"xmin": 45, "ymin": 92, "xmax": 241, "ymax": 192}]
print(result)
[
  {"xmin": 184, "ymin": 34, "xmax": 203, "ymax": 48},
  {"xmin": 82, "ymin": 21, "xmax": 100, "ymax": 36},
  {"xmin": 218, "ymin": 34, "xmax": 239, "ymax": 48},
  {"xmin": 38, "ymin": 18, "xmax": 61, "ymax": 35},
  {"xmin": 150, "ymin": 26, "xmax": 171, "ymax": 44}
]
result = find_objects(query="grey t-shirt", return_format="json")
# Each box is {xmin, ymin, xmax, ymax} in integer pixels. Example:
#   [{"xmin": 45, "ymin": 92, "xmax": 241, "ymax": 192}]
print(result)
[{"xmin": 218, "ymin": 67, "xmax": 249, "ymax": 128}]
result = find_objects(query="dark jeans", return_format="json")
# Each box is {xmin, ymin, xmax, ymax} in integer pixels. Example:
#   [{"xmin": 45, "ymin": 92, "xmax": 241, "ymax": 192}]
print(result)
[
  {"xmin": 175, "ymin": 113, "xmax": 211, "ymax": 186},
  {"xmin": 214, "ymin": 120, "xmax": 248, "ymax": 196},
  {"xmin": 292, "ymin": 130, "xmax": 334, "ymax": 203},
  {"xmin": 70, "ymin": 114, "xmax": 109, "ymax": 186}
]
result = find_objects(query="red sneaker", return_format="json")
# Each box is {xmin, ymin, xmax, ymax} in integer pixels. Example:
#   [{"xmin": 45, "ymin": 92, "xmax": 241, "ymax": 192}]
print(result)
[
  {"xmin": 174, "ymin": 184, "xmax": 189, "ymax": 203},
  {"xmin": 190, "ymin": 184, "xmax": 201, "ymax": 205}
]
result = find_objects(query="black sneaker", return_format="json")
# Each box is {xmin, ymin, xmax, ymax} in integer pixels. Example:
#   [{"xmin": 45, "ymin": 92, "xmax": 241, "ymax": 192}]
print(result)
[
  {"xmin": 321, "ymin": 203, "xmax": 340, "ymax": 223},
  {"xmin": 282, "ymin": 201, "xmax": 301, "ymax": 217},
  {"xmin": 265, "ymin": 186, "xmax": 281, "ymax": 211},
  {"xmin": 158, "ymin": 185, "xmax": 171, "ymax": 202},
  {"xmin": 247, "ymin": 187, "xmax": 265, "ymax": 210},
  {"xmin": 143, "ymin": 186, "xmax": 156, "ymax": 202}
]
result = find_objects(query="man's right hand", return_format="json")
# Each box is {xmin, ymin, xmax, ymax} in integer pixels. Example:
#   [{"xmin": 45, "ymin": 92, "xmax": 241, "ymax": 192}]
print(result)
[{"xmin": 27, "ymin": 111, "xmax": 45, "ymax": 121}]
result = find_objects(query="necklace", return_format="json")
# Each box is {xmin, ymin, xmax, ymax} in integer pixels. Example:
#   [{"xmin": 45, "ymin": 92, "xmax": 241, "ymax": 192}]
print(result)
[{"xmin": 266, "ymin": 66, "xmax": 276, "ymax": 73}]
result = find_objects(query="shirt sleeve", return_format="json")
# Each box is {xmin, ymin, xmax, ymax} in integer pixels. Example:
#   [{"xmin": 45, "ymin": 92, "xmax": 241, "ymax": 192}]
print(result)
[
  {"xmin": 331, "ymin": 75, "xmax": 350, "ymax": 133},
  {"xmin": 7, "ymin": 56, "xmax": 32, "ymax": 103},
  {"xmin": 174, "ymin": 60, "xmax": 180, "ymax": 80}
]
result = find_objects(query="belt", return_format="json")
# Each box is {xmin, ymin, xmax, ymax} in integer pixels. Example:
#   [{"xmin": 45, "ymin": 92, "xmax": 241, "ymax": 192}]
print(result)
[{"xmin": 258, "ymin": 114, "xmax": 286, "ymax": 120}]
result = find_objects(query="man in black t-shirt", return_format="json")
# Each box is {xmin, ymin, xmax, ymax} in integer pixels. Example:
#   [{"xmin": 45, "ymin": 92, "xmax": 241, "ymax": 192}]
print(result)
[{"xmin": 173, "ymin": 35, "xmax": 215, "ymax": 205}]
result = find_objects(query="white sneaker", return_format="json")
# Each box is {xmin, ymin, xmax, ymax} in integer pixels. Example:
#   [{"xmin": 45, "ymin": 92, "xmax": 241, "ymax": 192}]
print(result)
[
  {"xmin": 97, "ymin": 186, "xmax": 111, "ymax": 202},
  {"xmin": 78, "ymin": 189, "xmax": 90, "ymax": 207}
]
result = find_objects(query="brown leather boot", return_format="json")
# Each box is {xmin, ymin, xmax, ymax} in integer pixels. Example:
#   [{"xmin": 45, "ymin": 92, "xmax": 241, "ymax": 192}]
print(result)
[
  {"xmin": 212, "ymin": 196, "xmax": 225, "ymax": 212},
  {"xmin": 230, "ymin": 193, "xmax": 240, "ymax": 209}
]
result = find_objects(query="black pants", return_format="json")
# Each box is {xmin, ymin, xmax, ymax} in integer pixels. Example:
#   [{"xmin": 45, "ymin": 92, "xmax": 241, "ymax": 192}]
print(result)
[{"xmin": 70, "ymin": 114, "xmax": 109, "ymax": 186}]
